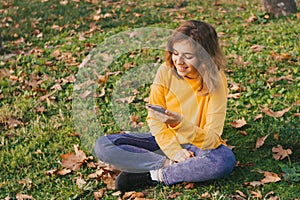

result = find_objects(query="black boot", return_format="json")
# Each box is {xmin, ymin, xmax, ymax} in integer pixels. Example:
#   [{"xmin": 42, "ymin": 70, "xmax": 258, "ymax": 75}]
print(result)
[{"xmin": 115, "ymin": 172, "xmax": 158, "ymax": 192}]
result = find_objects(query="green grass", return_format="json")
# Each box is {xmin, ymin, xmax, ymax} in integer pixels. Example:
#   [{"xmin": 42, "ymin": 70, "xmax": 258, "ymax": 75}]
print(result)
[{"xmin": 1, "ymin": 0, "xmax": 299, "ymax": 199}]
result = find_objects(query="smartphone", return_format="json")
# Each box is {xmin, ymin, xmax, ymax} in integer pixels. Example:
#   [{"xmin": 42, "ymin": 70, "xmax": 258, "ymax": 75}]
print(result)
[{"xmin": 146, "ymin": 104, "xmax": 167, "ymax": 114}]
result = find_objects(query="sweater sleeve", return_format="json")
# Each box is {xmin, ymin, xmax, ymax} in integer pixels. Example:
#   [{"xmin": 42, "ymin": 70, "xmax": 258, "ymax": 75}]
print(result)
[
  {"xmin": 169, "ymin": 72, "xmax": 228, "ymax": 149},
  {"xmin": 146, "ymin": 66, "xmax": 184, "ymax": 160}
]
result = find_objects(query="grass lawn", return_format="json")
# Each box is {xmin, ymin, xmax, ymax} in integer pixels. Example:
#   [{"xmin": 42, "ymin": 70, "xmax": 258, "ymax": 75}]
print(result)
[{"xmin": 0, "ymin": 0, "xmax": 299, "ymax": 199}]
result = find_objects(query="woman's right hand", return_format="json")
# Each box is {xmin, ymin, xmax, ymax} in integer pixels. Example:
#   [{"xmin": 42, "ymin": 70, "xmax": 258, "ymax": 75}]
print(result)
[{"xmin": 173, "ymin": 149, "xmax": 194, "ymax": 163}]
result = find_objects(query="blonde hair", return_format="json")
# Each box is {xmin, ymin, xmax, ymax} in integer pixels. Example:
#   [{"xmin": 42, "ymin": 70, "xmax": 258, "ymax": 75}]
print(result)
[{"xmin": 165, "ymin": 20, "xmax": 226, "ymax": 94}]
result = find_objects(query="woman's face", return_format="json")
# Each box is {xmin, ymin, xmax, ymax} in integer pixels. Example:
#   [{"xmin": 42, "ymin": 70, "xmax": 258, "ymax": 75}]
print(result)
[{"xmin": 172, "ymin": 40, "xmax": 200, "ymax": 79}]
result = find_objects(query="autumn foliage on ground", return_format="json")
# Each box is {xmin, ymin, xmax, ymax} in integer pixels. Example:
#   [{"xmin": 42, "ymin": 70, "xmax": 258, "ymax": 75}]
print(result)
[{"xmin": 0, "ymin": 0, "xmax": 299, "ymax": 199}]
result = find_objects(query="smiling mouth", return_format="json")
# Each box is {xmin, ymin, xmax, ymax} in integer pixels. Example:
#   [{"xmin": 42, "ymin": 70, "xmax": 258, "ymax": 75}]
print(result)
[{"xmin": 176, "ymin": 65, "xmax": 188, "ymax": 72}]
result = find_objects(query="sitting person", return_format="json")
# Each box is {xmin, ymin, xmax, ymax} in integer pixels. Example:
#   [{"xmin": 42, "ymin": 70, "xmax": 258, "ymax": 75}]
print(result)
[{"xmin": 94, "ymin": 20, "xmax": 236, "ymax": 192}]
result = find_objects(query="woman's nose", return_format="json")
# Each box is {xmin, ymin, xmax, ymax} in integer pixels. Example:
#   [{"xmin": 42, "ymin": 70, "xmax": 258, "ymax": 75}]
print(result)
[{"xmin": 177, "ymin": 56, "xmax": 184, "ymax": 64}]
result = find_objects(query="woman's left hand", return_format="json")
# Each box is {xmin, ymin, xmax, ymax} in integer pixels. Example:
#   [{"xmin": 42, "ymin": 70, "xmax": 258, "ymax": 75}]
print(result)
[{"xmin": 147, "ymin": 107, "xmax": 183, "ymax": 126}]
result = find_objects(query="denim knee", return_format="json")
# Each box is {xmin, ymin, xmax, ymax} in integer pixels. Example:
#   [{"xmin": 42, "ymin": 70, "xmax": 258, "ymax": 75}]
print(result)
[{"xmin": 216, "ymin": 147, "xmax": 236, "ymax": 178}]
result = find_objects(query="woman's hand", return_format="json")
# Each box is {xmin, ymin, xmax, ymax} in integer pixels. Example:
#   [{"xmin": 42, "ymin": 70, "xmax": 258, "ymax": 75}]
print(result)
[
  {"xmin": 147, "ymin": 106, "xmax": 183, "ymax": 126},
  {"xmin": 173, "ymin": 149, "xmax": 194, "ymax": 162}
]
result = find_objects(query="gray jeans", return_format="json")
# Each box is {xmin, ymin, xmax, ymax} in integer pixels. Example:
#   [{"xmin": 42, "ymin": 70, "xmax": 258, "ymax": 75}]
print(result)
[{"xmin": 94, "ymin": 132, "xmax": 235, "ymax": 185}]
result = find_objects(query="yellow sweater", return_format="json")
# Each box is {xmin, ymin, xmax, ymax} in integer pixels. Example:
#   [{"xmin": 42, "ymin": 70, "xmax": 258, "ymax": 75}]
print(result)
[{"xmin": 147, "ymin": 63, "xmax": 227, "ymax": 160}]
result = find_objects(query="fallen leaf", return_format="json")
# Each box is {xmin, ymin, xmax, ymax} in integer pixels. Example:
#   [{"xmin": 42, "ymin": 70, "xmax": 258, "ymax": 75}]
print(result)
[
  {"xmin": 8, "ymin": 118, "xmax": 23, "ymax": 128},
  {"xmin": 122, "ymin": 191, "xmax": 144, "ymax": 199},
  {"xmin": 200, "ymin": 192, "xmax": 211, "ymax": 199},
  {"xmin": 16, "ymin": 193, "xmax": 35, "ymax": 200},
  {"xmin": 56, "ymin": 168, "xmax": 72, "ymax": 175},
  {"xmin": 271, "ymin": 51, "xmax": 292, "ymax": 61},
  {"xmin": 251, "ymin": 190, "xmax": 262, "ymax": 199},
  {"xmin": 87, "ymin": 168, "xmax": 105, "ymax": 179},
  {"xmin": 94, "ymin": 188, "xmax": 106, "ymax": 200},
  {"xmin": 45, "ymin": 169, "xmax": 57, "ymax": 175},
  {"xmin": 255, "ymin": 134, "xmax": 269, "ymax": 149},
  {"xmin": 273, "ymin": 134, "xmax": 279, "ymax": 141},
  {"xmin": 250, "ymin": 44, "xmax": 264, "ymax": 52},
  {"xmin": 228, "ymin": 93, "xmax": 241, "ymax": 99},
  {"xmin": 294, "ymin": 113, "xmax": 300, "ymax": 117},
  {"xmin": 245, "ymin": 181, "xmax": 262, "ymax": 187},
  {"xmin": 261, "ymin": 171, "xmax": 281, "ymax": 184},
  {"xmin": 59, "ymin": 0, "xmax": 68, "ymax": 5},
  {"xmin": 267, "ymin": 75, "xmax": 293, "ymax": 83},
  {"xmin": 230, "ymin": 117, "xmax": 247, "ymax": 128},
  {"xmin": 79, "ymin": 90, "xmax": 92, "ymax": 99},
  {"xmin": 114, "ymin": 96, "xmax": 136, "ymax": 104},
  {"xmin": 183, "ymin": 182, "xmax": 194, "ymax": 189},
  {"xmin": 253, "ymin": 114, "xmax": 263, "ymax": 121},
  {"xmin": 229, "ymin": 82, "xmax": 241, "ymax": 91},
  {"xmin": 103, "ymin": 172, "xmax": 116, "ymax": 190},
  {"xmin": 75, "ymin": 177, "xmax": 87, "ymax": 189},
  {"xmin": 34, "ymin": 149, "xmax": 43, "ymax": 154},
  {"xmin": 61, "ymin": 145, "xmax": 87, "ymax": 171},
  {"xmin": 247, "ymin": 13, "xmax": 258, "ymax": 22},
  {"xmin": 238, "ymin": 130, "xmax": 247, "ymax": 136},
  {"xmin": 261, "ymin": 107, "xmax": 291, "ymax": 118},
  {"xmin": 272, "ymin": 145, "xmax": 292, "ymax": 160},
  {"xmin": 18, "ymin": 179, "xmax": 32, "ymax": 187},
  {"xmin": 235, "ymin": 190, "xmax": 247, "ymax": 198},
  {"xmin": 167, "ymin": 192, "xmax": 182, "ymax": 199}
]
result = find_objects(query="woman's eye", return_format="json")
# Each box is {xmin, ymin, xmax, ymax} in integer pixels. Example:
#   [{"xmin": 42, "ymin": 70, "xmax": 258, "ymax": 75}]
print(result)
[{"xmin": 185, "ymin": 55, "xmax": 194, "ymax": 59}]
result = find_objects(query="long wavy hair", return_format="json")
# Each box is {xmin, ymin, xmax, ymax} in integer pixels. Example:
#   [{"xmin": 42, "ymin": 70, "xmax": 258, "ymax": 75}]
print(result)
[{"xmin": 165, "ymin": 20, "xmax": 226, "ymax": 94}]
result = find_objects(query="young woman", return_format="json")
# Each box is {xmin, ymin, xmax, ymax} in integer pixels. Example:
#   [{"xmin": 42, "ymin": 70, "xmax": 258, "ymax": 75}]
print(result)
[{"xmin": 94, "ymin": 20, "xmax": 236, "ymax": 192}]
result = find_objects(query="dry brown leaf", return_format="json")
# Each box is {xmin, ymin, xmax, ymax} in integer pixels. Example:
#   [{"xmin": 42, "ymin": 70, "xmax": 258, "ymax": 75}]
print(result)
[
  {"xmin": 87, "ymin": 168, "xmax": 105, "ymax": 179},
  {"xmin": 261, "ymin": 171, "xmax": 281, "ymax": 184},
  {"xmin": 272, "ymin": 145, "xmax": 292, "ymax": 160},
  {"xmin": 247, "ymin": 13, "xmax": 258, "ymax": 22},
  {"xmin": 94, "ymin": 188, "xmax": 106, "ymax": 200},
  {"xmin": 45, "ymin": 169, "xmax": 57, "ymax": 175},
  {"xmin": 59, "ymin": 0, "xmax": 68, "ymax": 5},
  {"xmin": 75, "ymin": 177, "xmax": 87, "ymax": 189},
  {"xmin": 267, "ymin": 75, "xmax": 293, "ymax": 83},
  {"xmin": 200, "ymin": 192, "xmax": 211, "ymax": 199},
  {"xmin": 250, "ymin": 44, "xmax": 264, "ymax": 52},
  {"xmin": 273, "ymin": 134, "xmax": 279, "ymax": 141},
  {"xmin": 122, "ymin": 191, "xmax": 144, "ymax": 199},
  {"xmin": 61, "ymin": 145, "xmax": 87, "ymax": 171},
  {"xmin": 229, "ymin": 82, "xmax": 241, "ymax": 91},
  {"xmin": 115, "ymin": 96, "xmax": 136, "ymax": 104},
  {"xmin": 183, "ymin": 182, "xmax": 194, "ymax": 189},
  {"xmin": 230, "ymin": 117, "xmax": 247, "ymax": 128},
  {"xmin": 251, "ymin": 190, "xmax": 262, "ymax": 199},
  {"xmin": 253, "ymin": 114, "xmax": 263, "ymax": 121},
  {"xmin": 16, "ymin": 193, "xmax": 35, "ymax": 200},
  {"xmin": 8, "ymin": 118, "xmax": 23, "ymax": 128},
  {"xmin": 261, "ymin": 107, "xmax": 291, "ymax": 118},
  {"xmin": 79, "ymin": 90, "xmax": 92, "ymax": 99},
  {"xmin": 235, "ymin": 190, "xmax": 247, "ymax": 198},
  {"xmin": 238, "ymin": 130, "xmax": 247, "ymax": 136},
  {"xmin": 228, "ymin": 93, "xmax": 241, "ymax": 99},
  {"xmin": 245, "ymin": 181, "xmax": 262, "ymax": 187},
  {"xmin": 56, "ymin": 168, "xmax": 72, "ymax": 175},
  {"xmin": 255, "ymin": 134, "xmax": 269, "ymax": 149},
  {"xmin": 103, "ymin": 172, "xmax": 116, "ymax": 190},
  {"xmin": 167, "ymin": 191, "xmax": 182, "ymax": 199},
  {"xmin": 271, "ymin": 51, "xmax": 292, "ymax": 61}
]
